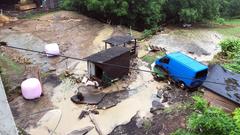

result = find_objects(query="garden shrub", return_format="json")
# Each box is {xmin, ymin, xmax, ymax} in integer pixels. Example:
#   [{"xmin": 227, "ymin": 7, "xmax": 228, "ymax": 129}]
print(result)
[
  {"xmin": 218, "ymin": 39, "xmax": 240, "ymax": 73},
  {"xmin": 172, "ymin": 96, "xmax": 240, "ymax": 135},
  {"xmin": 233, "ymin": 108, "xmax": 240, "ymax": 129}
]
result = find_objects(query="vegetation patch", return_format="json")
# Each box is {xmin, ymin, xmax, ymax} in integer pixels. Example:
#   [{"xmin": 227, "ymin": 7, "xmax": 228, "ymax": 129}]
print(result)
[
  {"xmin": 142, "ymin": 51, "xmax": 165, "ymax": 65},
  {"xmin": 214, "ymin": 39, "xmax": 240, "ymax": 73},
  {"xmin": 172, "ymin": 96, "xmax": 240, "ymax": 135},
  {"xmin": 0, "ymin": 54, "xmax": 24, "ymax": 97},
  {"xmin": 213, "ymin": 19, "xmax": 240, "ymax": 38},
  {"xmin": 59, "ymin": 0, "xmax": 237, "ymax": 30}
]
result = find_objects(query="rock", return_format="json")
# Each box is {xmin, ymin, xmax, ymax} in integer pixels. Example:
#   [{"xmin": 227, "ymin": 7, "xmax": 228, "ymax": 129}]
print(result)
[
  {"xmin": 67, "ymin": 126, "xmax": 94, "ymax": 135},
  {"xmin": 90, "ymin": 109, "xmax": 99, "ymax": 115},
  {"xmin": 150, "ymin": 100, "xmax": 165, "ymax": 113},
  {"xmin": 162, "ymin": 92, "xmax": 169, "ymax": 103},
  {"xmin": 76, "ymin": 92, "xmax": 84, "ymax": 101},
  {"xmin": 82, "ymin": 76, "xmax": 88, "ymax": 84},
  {"xmin": 0, "ymin": 41, "xmax": 7, "ymax": 46},
  {"xmin": 157, "ymin": 90, "xmax": 163, "ymax": 98},
  {"xmin": 48, "ymin": 67, "xmax": 56, "ymax": 72},
  {"xmin": 71, "ymin": 93, "xmax": 84, "ymax": 104},
  {"xmin": 136, "ymin": 118, "xmax": 144, "ymax": 128},
  {"xmin": 78, "ymin": 110, "xmax": 89, "ymax": 120},
  {"xmin": 202, "ymin": 52, "xmax": 210, "ymax": 56}
]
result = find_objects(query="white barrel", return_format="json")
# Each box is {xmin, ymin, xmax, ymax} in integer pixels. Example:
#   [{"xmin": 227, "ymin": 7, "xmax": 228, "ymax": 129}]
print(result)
[{"xmin": 21, "ymin": 78, "xmax": 42, "ymax": 100}]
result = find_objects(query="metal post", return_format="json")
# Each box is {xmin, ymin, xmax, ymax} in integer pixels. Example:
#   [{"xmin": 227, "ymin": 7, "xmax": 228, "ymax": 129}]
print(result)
[{"xmin": 105, "ymin": 42, "xmax": 107, "ymax": 50}]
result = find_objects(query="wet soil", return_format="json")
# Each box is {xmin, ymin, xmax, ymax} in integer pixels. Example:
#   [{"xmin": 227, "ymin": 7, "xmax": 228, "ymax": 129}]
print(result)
[
  {"xmin": 149, "ymin": 27, "xmax": 222, "ymax": 62},
  {"xmin": 110, "ymin": 108, "xmax": 192, "ymax": 135},
  {"xmin": 109, "ymin": 86, "xmax": 193, "ymax": 135}
]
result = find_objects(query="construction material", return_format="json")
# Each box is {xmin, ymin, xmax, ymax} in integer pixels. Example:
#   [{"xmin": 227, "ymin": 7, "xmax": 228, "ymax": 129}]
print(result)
[
  {"xmin": 21, "ymin": 78, "xmax": 42, "ymax": 100},
  {"xmin": 0, "ymin": 77, "xmax": 18, "ymax": 135},
  {"xmin": 15, "ymin": 3, "xmax": 37, "ymax": 11}
]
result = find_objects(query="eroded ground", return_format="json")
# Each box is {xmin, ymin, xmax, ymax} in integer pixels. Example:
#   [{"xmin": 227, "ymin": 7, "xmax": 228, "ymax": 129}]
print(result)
[{"xmin": 0, "ymin": 10, "xmax": 222, "ymax": 135}]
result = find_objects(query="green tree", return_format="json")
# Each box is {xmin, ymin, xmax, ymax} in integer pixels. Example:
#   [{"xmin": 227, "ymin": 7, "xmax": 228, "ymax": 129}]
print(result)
[
  {"xmin": 164, "ymin": 0, "xmax": 221, "ymax": 23},
  {"xmin": 227, "ymin": 0, "xmax": 240, "ymax": 17}
]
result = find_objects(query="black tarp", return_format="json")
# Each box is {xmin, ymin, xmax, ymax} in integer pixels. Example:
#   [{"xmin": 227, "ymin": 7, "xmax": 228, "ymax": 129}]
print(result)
[{"xmin": 202, "ymin": 64, "xmax": 240, "ymax": 105}]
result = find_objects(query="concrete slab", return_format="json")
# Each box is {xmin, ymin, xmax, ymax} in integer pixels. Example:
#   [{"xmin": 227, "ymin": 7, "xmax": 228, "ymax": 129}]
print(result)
[{"xmin": 0, "ymin": 77, "xmax": 18, "ymax": 135}]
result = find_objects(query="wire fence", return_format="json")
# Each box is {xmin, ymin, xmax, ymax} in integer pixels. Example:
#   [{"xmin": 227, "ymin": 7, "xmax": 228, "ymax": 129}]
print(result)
[{"xmin": 0, "ymin": 44, "xmax": 239, "ymax": 88}]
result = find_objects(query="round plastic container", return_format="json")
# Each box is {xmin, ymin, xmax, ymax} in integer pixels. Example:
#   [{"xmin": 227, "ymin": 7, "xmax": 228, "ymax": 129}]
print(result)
[
  {"xmin": 21, "ymin": 78, "xmax": 42, "ymax": 100},
  {"xmin": 44, "ymin": 43, "xmax": 60, "ymax": 57}
]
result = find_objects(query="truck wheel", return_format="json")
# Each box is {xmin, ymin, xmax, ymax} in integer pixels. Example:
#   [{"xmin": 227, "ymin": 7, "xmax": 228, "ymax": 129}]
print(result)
[{"xmin": 178, "ymin": 81, "xmax": 186, "ymax": 90}]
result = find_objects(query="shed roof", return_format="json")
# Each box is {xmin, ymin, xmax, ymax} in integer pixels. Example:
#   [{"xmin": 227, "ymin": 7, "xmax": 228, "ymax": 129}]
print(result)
[
  {"xmin": 167, "ymin": 52, "xmax": 208, "ymax": 72},
  {"xmin": 202, "ymin": 64, "xmax": 240, "ymax": 105},
  {"xmin": 85, "ymin": 47, "xmax": 129, "ymax": 63},
  {"xmin": 104, "ymin": 35, "xmax": 134, "ymax": 46}
]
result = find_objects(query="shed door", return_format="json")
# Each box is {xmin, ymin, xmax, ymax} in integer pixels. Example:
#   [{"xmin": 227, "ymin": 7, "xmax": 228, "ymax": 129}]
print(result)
[{"xmin": 88, "ymin": 62, "xmax": 95, "ymax": 77}]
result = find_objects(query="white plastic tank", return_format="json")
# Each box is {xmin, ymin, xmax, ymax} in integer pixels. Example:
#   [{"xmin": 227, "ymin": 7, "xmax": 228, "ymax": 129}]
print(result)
[
  {"xmin": 44, "ymin": 43, "xmax": 60, "ymax": 57},
  {"xmin": 21, "ymin": 78, "xmax": 42, "ymax": 100}
]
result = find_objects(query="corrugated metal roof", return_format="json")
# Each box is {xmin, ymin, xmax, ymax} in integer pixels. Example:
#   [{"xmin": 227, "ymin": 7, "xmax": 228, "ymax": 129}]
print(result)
[
  {"xmin": 203, "ymin": 64, "xmax": 240, "ymax": 105},
  {"xmin": 85, "ymin": 47, "xmax": 130, "ymax": 63},
  {"xmin": 167, "ymin": 52, "xmax": 208, "ymax": 71}
]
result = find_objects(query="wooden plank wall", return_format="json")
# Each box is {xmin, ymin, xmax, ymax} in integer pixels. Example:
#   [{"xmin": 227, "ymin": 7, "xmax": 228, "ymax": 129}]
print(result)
[{"xmin": 204, "ymin": 90, "xmax": 239, "ymax": 113}]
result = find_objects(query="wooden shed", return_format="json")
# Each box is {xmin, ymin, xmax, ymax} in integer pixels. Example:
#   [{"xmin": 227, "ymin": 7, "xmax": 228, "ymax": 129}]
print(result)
[
  {"xmin": 103, "ymin": 35, "xmax": 137, "ymax": 55},
  {"xmin": 202, "ymin": 64, "xmax": 240, "ymax": 113},
  {"xmin": 85, "ymin": 47, "xmax": 130, "ymax": 85}
]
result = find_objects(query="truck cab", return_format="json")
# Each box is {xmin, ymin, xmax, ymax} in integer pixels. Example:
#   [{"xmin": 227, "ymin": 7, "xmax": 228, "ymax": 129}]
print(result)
[{"xmin": 154, "ymin": 52, "xmax": 208, "ymax": 89}]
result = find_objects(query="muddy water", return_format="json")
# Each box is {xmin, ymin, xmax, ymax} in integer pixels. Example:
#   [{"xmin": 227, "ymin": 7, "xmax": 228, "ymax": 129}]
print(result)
[
  {"xmin": 28, "ymin": 65, "xmax": 162, "ymax": 135},
  {"xmin": 28, "ymin": 79, "xmax": 97, "ymax": 135}
]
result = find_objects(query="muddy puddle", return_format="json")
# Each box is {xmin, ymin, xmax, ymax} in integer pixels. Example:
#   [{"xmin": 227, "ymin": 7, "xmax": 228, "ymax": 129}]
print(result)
[{"xmin": 27, "ymin": 64, "xmax": 163, "ymax": 135}]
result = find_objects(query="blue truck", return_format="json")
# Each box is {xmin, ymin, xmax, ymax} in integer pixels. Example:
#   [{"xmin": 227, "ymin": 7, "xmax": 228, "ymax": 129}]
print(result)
[{"xmin": 152, "ymin": 52, "xmax": 208, "ymax": 89}]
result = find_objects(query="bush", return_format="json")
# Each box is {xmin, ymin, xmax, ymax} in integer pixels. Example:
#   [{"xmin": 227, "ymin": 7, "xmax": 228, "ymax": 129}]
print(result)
[
  {"xmin": 171, "ymin": 129, "xmax": 196, "ymax": 135},
  {"xmin": 142, "ymin": 27, "xmax": 159, "ymax": 39},
  {"xmin": 216, "ymin": 17, "xmax": 225, "ymax": 24},
  {"xmin": 220, "ymin": 39, "xmax": 240, "ymax": 59},
  {"xmin": 233, "ymin": 108, "xmax": 240, "ymax": 128},
  {"xmin": 192, "ymin": 95, "xmax": 208, "ymax": 111},
  {"xmin": 188, "ymin": 107, "xmax": 238, "ymax": 135},
  {"xmin": 218, "ymin": 39, "xmax": 240, "ymax": 73},
  {"xmin": 172, "ymin": 96, "xmax": 240, "ymax": 135}
]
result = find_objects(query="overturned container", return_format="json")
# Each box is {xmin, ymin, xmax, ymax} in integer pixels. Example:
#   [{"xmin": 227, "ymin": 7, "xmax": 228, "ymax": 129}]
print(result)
[
  {"xmin": 21, "ymin": 78, "xmax": 42, "ymax": 100},
  {"xmin": 44, "ymin": 43, "xmax": 60, "ymax": 57}
]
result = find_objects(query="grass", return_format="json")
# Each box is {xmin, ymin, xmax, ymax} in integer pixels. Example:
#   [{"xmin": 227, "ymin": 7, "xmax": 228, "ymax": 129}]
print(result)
[
  {"xmin": 164, "ymin": 102, "xmax": 192, "ymax": 114},
  {"xmin": 213, "ymin": 19, "xmax": 240, "ymax": 38},
  {"xmin": 142, "ymin": 51, "xmax": 165, "ymax": 65},
  {"xmin": 0, "ymin": 54, "xmax": 24, "ymax": 94},
  {"xmin": 0, "ymin": 54, "xmax": 24, "ymax": 75}
]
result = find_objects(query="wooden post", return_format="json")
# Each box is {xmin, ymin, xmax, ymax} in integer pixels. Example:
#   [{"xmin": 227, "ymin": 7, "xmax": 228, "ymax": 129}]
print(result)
[
  {"xmin": 105, "ymin": 42, "xmax": 107, "ymax": 50},
  {"xmin": 134, "ymin": 39, "xmax": 137, "ymax": 54}
]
